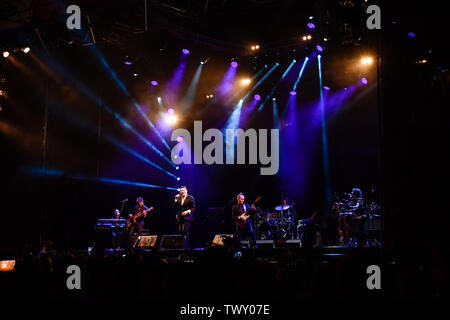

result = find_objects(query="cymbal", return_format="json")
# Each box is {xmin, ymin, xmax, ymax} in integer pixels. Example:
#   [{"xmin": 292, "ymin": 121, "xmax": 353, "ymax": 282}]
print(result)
[{"xmin": 275, "ymin": 205, "xmax": 291, "ymax": 211}]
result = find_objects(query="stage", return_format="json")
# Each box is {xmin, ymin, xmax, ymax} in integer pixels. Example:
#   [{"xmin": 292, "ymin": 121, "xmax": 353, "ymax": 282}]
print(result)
[{"xmin": 0, "ymin": 0, "xmax": 448, "ymax": 305}]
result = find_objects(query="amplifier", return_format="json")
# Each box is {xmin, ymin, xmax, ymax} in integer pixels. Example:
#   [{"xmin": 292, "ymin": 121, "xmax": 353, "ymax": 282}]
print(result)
[
  {"xmin": 160, "ymin": 235, "xmax": 183, "ymax": 249},
  {"xmin": 212, "ymin": 234, "xmax": 234, "ymax": 247},
  {"xmin": 135, "ymin": 235, "xmax": 158, "ymax": 248}
]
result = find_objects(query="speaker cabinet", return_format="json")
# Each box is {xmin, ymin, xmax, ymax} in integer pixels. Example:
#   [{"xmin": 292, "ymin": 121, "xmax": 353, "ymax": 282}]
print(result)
[
  {"xmin": 212, "ymin": 234, "xmax": 234, "ymax": 247},
  {"xmin": 276, "ymin": 239, "xmax": 301, "ymax": 248},
  {"xmin": 256, "ymin": 240, "xmax": 275, "ymax": 248},
  {"xmin": 160, "ymin": 235, "xmax": 183, "ymax": 249},
  {"xmin": 135, "ymin": 235, "xmax": 158, "ymax": 248}
]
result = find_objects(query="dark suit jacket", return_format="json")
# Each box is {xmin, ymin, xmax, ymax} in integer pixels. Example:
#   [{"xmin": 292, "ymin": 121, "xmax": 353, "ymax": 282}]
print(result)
[
  {"xmin": 232, "ymin": 203, "xmax": 256, "ymax": 225},
  {"xmin": 174, "ymin": 195, "xmax": 195, "ymax": 222}
]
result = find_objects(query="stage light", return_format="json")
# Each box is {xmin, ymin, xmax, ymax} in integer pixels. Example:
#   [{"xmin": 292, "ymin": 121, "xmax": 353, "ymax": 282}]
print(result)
[
  {"xmin": 176, "ymin": 166, "xmax": 179, "ymax": 170},
  {"xmin": 254, "ymin": 94, "xmax": 261, "ymax": 101},
  {"xmin": 292, "ymin": 57, "xmax": 309, "ymax": 91},
  {"xmin": 324, "ymin": 38, "xmax": 328, "ymax": 41},
  {"xmin": 177, "ymin": 177, "xmax": 181, "ymax": 181},
  {"xmin": 361, "ymin": 77, "xmax": 368, "ymax": 85},
  {"xmin": 316, "ymin": 45, "xmax": 323, "ymax": 52},
  {"xmin": 361, "ymin": 57, "xmax": 373, "ymax": 65},
  {"xmin": 231, "ymin": 61, "xmax": 238, "ymax": 68},
  {"xmin": 241, "ymin": 78, "xmax": 251, "ymax": 86},
  {"xmin": 133, "ymin": 73, "xmax": 138, "ymax": 77},
  {"xmin": 151, "ymin": 80, "xmax": 158, "ymax": 86},
  {"xmin": 157, "ymin": 97, "xmax": 162, "ymax": 102},
  {"xmin": 165, "ymin": 108, "xmax": 178, "ymax": 125},
  {"xmin": 165, "ymin": 115, "xmax": 178, "ymax": 125},
  {"xmin": 22, "ymin": 47, "xmax": 30, "ymax": 53},
  {"xmin": 182, "ymin": 48, "xmax": 190, "ymax": 55},
  {"xmin": 0, "ymin": 90, "xmax": 3, "ymax": 96},
  {"xmin": 302, "ymin": 36, "xmax": 307, "ymax": 41},
  {"xmin": 309, "ymin": 16, "xmax": 314, "ymax": 20},
  {"xmin": 408, "ymin": 32, "xmax": 416, "ymax": 38},
  {"xmin": 0, "ymin": 260, "xmax": 15, "ymax": 271},
  {"xmin": 290, "ymin": 91, "xmax": 297, "ymax": 96},
  {"xmin": 307, "ymin": 35, "xmax": 312, "ymax": 40},
  {"xmin": 323, "ymin": 86, "xmax": 330, "ymax": 91},
  {"xmin": 124, "ymin": 55, "xmax": 132, "ymax": 65},
  {"xmin": 2, "ymin": 51, "xmax": 9, "ymax": 58},
  {"xmin": 307, "ymin": 22, "xmax": 315, "ymax": 29}
]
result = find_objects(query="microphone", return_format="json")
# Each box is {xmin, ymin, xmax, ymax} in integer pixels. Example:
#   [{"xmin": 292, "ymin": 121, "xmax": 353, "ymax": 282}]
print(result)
[{"xmin": 121, "ymin": 199, "xmax": 128, "ymax": 203}]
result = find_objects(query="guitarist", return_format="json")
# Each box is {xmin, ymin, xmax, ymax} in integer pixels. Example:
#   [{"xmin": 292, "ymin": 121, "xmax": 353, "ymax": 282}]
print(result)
[
  {"xmin": 232, "ymin": 193, "xmax": 258, "ymax": 249},
  {"xmin": 128, "ymin": 197, "xmax": 151, "ymax": 237},
  {"xmin": 174, "ymin": 186, "xmax": 196, "ymax": 249}
]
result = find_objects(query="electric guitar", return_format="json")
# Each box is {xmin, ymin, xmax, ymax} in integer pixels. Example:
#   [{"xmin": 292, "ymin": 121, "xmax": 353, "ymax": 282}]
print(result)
[
  {"xmin": 236, "ymin": 196, "xmax": 261, "ymax": 227},
  {"xmin": 126, "ymin": 206, "xmax": 154, "ymax": 230}
]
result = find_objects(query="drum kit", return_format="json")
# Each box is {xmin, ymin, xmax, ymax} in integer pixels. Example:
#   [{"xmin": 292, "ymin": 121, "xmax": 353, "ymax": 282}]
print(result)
[
  {"xmin": 256, "ymin": 203, "xmax": 304, "ymax": 240},
  {"xmin": 333, "ymin": 192, "xmax": 382, "ymax": 247}
]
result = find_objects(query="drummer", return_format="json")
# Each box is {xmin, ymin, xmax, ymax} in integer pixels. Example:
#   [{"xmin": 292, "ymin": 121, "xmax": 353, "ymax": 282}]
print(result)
[{"xmin": 275, "ymin": 198, "xmax": 295, "ymax": 217}]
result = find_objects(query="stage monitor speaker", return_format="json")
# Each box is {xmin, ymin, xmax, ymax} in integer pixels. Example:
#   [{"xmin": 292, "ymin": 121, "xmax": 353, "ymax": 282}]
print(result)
[
  {"xmin": 136, "ymin": 235, "xmax": 158, "ymax": 248},
  {"xmin": 277, "ymin": 239, "xmax": 301, "ymax": 248},
  {"xmin": 256, "ymin": 240, "xmax": 275, "ymax": 249},
  {"xmin": 160, "ymin": 235, "xmax": 183, "ymax": 249},
  {"xmin": 212, "ymin": 234, "xmax": 234, "ymax": 247}
]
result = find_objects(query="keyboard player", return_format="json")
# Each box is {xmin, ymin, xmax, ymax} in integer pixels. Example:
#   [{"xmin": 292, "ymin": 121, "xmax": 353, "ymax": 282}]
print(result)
[
  {"xmin": 113, "ymin": 209, "xmax": 121, "ymax": 219},
  {"xmin": 112, "ymin": 209, "xmax": 124, "ymax": 248}
]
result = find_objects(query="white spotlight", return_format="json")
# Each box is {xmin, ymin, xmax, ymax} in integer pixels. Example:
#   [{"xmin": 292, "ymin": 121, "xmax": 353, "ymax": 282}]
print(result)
[{"xmin": 240, "ymin": 78, "xmax": 251, "ymax": 86}]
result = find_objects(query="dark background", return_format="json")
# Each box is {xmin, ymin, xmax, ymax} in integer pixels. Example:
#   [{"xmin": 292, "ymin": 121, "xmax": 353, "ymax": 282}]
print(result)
[{"xmin": 0, "ymin": 1, "xmax": 448, "ymax": 259}]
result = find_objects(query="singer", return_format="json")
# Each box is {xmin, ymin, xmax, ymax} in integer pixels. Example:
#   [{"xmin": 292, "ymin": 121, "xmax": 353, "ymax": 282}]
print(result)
[{"xmin": 174, "ymin": 186, "xmax": 196, "ymax": 249}]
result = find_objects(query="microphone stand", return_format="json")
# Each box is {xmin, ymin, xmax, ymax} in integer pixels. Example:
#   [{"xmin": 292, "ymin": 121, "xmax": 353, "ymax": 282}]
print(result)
[
  {"xmin": 207, "ymin": 195, "xmax": 238, "ymax": 247},
  {"xmin": 115, "ymin": 200, "xmax": 127, "ymax": 250},
  {"xmin": 219, "ymin": 194, "xmax": 240, "ymax": 215},
  {"xmin": 119, "ymin": 200, "xmax": 127, "ymax": 217}
]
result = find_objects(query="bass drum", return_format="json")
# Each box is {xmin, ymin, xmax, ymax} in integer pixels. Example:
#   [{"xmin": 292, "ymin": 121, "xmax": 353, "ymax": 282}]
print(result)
[{"xmin": 258, "ymin": 219, "xmax": 279, "ymax": 240}]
